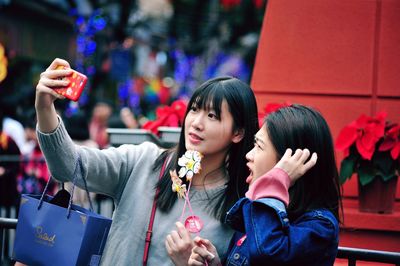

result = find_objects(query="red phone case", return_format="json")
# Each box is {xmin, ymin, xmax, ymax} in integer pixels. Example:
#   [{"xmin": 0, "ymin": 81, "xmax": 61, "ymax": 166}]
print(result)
[{"xmin": 54, "ymin": 66, "xmax": 87, "ymax": 101}]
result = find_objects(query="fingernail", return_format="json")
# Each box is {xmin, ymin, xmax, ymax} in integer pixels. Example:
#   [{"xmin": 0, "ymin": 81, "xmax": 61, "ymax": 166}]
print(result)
[
  {"xmin": 176, "ymin": 221, "xmax": 183, "ymax": 227},
  {"xmin": 206, "ymin": 250, "xmax": 215, "ymax": 260}
]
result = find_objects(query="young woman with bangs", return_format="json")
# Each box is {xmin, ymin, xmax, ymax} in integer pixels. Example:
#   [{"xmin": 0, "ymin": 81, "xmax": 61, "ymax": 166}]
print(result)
[
  {"xmin": 189, "ymin": 104, "xmax": 342, "ymax": 266},
  {"xmin": 34, "ymin": 58, "xmax": 260, "ymax": 265}
]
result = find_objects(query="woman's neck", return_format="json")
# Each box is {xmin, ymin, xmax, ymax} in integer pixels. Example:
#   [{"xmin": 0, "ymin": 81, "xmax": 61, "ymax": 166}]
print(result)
[{"xmin": 191, "ymin": 156, "xmax": 228, "ymax": 188}]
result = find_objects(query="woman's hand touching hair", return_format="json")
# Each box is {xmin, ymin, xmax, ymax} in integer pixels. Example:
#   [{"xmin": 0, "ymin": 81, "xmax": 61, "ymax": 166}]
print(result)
[{"xmin": 274, "ymin": 148, "xmax": 317, "ymax": 186}]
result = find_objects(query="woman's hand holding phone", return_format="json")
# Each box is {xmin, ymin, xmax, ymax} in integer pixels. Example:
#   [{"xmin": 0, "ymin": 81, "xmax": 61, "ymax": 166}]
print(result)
[
  {"xmin": 36, "ymin": 58, "xmax": 87, "ymax": 111},
  {"xmin": 54, "ymin": 65, "xmax": 87, "ymax": 101},
  {"xmin": 35, "ymin": 58, "xmax": 73, "ymax": 132},
  {"xmin": 36, "ymin": 58, "xmax": 71, "ymax": 108}
]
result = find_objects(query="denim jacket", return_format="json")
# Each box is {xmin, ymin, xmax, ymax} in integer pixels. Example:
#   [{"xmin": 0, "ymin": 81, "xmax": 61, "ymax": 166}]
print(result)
[{"xmin": 224, "ymin": 198, "xmax": 339, "ymax": 266}]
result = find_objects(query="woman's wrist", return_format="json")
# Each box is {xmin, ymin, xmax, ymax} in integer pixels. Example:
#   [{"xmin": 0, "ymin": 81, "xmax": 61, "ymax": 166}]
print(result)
[
  {"xmin": 36, "ymin": 106, "xmax": 59, "ymax": 133},
  {"xmin": 246, "ymin": 168, "xmax": 290, "ymax": 206}
]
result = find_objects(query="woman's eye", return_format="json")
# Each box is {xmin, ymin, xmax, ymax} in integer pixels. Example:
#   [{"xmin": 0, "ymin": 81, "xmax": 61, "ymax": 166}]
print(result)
[
  {"xmin": 190, "ymin": 106, "xmax": 198, "ymax": 112},
  {"xmin": 254, "ymin": 140, "xmax": 262, "ymax": 150},
  {"xmin": 208, "ymin": 112, "xmax": 218, "ymax": 119}
]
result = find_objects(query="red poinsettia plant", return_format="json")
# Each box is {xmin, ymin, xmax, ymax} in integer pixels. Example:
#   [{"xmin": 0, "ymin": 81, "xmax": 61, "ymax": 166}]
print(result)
[{"xmin": 335, "ymin": 111, "xmax": 400, "ymax": 186}]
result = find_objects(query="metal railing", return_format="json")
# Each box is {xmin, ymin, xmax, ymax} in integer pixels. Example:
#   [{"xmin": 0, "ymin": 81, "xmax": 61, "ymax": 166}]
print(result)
[
  {"xmin": 107, "ymin": 127, "xmax": 181, "ymax": 148},
  {"xmin": 0, "ymin": 217, "xmax": 17, "ymax": 264},
  {"xmin": 1, "ymin": 216, "xmax": 399, "ymax": 265},
  {"xmin": 337, "ymin": 247, "xmax": 400, "ymax": 265},
  {"xmin": 0, "ymin": 218, "xmax": 16, "ymax": 229}
]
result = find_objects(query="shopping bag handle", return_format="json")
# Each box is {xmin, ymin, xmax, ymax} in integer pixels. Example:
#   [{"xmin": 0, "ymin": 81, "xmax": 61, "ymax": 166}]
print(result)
[{"xmin": 38, "ymin": 153, "xmax": 94, "ymax": 218}]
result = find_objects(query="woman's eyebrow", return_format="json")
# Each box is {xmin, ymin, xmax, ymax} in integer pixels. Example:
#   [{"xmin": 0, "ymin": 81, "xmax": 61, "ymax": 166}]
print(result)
[{"xmin": 254, "ymin": 135, "xmax": 265, "ymax": 145}]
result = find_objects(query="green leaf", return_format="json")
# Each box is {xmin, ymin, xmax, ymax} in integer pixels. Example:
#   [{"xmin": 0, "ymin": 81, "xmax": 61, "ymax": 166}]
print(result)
[
  {"xmin": 382, "ymin": 174, "xmax": 396, "ymax": 182},
  {"xmin": 358, "ymin": 164, "xmax": 376, "ymax": 186},
  {"xmin": 374, "ymin": 151, "xmax": 395, "ymax": 176},
  {"xmin": 376, "ymin": 167, "xmax": 396, "ymax": 182},
  {"xmin": 339, "ymin": 157, "xmax": 356, "ymax": 184}
]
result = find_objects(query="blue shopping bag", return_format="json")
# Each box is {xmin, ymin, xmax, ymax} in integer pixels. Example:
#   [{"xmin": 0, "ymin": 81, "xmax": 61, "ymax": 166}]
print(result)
[{"xmin": 13, "ymin": 155, "xmax": 112, "ymax": 266}]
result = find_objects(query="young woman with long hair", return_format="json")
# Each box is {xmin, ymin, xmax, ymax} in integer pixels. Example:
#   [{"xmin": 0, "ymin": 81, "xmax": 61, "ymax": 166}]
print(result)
[
  {"xmin": 189, "ymin": 104, "xmax": 342, "ymax": 266},
  {"xmin": 34, "ymin": 58, "xmax": 260, "ymax": 265}
]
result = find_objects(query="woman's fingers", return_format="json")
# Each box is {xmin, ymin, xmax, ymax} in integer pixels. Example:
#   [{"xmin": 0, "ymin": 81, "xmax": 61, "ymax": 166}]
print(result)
[
  {"xmin": 188, "ymin": 252, "xmax": 206, "ymax": 266},
  {"xmin": 165, "ymin": 235, "xmax": 174, "ymax": 254},
  {"xmin": 43, "ymin": 68, "xmax": 73, "ymax": 80},
  {"xmin": 281, "ymin": 148, "xmax": 292, "ymax": 160},
  {"xmin": 291, "ymin": 149, "xmax": 303, "ymax": 161},
  {"xmin": 46, "ymin": 58, "xmax": 70, "ymax": 71},
  {"xmin": 195, "ymin": 237, "xmax": 217, "ymax": 255},
  {"xmin": 38, "ymin": 58, "xmax": 72, "ymax": 94},
  {"xmin": 36, "ymin": 58, "xmax": 74, "ymax": 104},
  {"xmin": 169, "ymin": 230, "xmax": 181, "ymax": 243},
  {"xmin": 303, "ymin": 152, "xmax": 318, "ymax": 172},
  {"xmin": 191, "ymin": 245, "xmax": 215, "ymax": 261},
  {"xmin": 166, "ymin": 226, "xmax": 195, "ymax": 265},
  {"xmin": 275, "ymin": 148, "xmax": 318, "ymax": 182},
  {"xmin": 298, "ymin": 149, "xmax": 310, "ymax": 164},
  {"xmin": 39, "ymin": 68, "xmax": 72, "ymax": 87},
  {"xmin": 165, "ymin": 232, "xmax": 181, "ymax": 254},
  {"xmin": 176, "ymin": 221, "xmax": 191, "ymax": 243},
  {"xmin": 36, "ymin": 82, "xmax": 65, "ymax": 100},
  {"xmin": 40, "ymin": 76, "xmax": 69, "ymax": 88},
  {"xmin": 192, "ymin": 236, "xmax": 221, "ymax": 266},
  {"xmin": 165, "ymin": 225, "xmax": 193, "ymax": 252}
]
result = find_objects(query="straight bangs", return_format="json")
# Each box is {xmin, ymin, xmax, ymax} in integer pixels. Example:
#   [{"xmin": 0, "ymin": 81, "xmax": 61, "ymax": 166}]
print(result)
[{"xmin": 188, "ymin": 81, "xmax": 224, "ymax": 119}]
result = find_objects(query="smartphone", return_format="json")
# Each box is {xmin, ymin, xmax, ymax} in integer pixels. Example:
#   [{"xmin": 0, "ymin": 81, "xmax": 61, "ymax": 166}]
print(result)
[{"xmin": 54, "ymin": 66, "xmax": 88, "ymax": 101}]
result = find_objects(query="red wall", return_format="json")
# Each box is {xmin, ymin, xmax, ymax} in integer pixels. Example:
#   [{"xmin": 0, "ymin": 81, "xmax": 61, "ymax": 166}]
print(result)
[
  {"xmin": 251, "ymin": 0, "xmax": 400, "ymax": 198},
  {"xmin": 251, "ymin": 0, "xmax": 400, "ymax": 252}
]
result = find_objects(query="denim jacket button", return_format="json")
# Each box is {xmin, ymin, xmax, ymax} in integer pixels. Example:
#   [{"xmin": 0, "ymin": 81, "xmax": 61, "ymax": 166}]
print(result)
[{"xmin": 233, "ymin": 253, "xmax": 240, "ymax": 260}]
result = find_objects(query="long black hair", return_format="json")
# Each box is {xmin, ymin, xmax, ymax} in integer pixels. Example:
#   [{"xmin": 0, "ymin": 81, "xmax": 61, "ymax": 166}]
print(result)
[
  {"xmin": 154, "ymin": 76, "xmax": 259, "ymax": 222},
  {"xmin": 265, "ymin": 104, "xmax": 342, "ymax": 222}
]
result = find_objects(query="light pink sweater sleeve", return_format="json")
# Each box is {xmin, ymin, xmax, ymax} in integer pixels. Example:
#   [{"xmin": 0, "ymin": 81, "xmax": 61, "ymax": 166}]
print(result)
[{"xmin": 245, "ymin": 168, "xmax": 291, "ymax": 207}]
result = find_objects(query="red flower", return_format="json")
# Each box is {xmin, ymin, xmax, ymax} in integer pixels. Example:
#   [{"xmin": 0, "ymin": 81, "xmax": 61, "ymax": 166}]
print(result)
[
  {"xmin": 259, "ymin": 102, "xmax": 291, "ymax": 127},
  {"xmin": 379, "ymin": 124, "xmax": 400, "ymax": 160},
  {"xmin": 336, "ymin": 111, "xmax": 399, "ymax": 186},
  {"xmin": 142, "ymin": 100, "xmax": 187, "ymax": 135},
  {"xmin": 263, "ymin": 102, "xmax": 291, "ymax": 115},
  {"xmin": 220, "ymin": 0, "xmax": 241, "ymax": 9},
  {"xmin": 335, "ymin": 112, "xmax": 386, "ymax": 160},
  {"xmin": 253, "ymin": 0, "xmax": 265, "ymax": 9}
]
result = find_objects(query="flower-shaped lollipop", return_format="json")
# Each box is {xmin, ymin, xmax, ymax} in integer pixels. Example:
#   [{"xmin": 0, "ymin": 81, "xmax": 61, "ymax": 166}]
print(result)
[
  {"xmin": 170, "ymin": 150, "xmax": 203, "ymax": 198},
  {"xmin": 171, "ymin": 150, "xmax": 204, "ymax": 232},
  {"xmin": 177, "ymin": 150, "xmax": 203, "ymax": 181},
  {"xmin": 170, "ymin": 170, "xmax": 186, "ymax": 198}
]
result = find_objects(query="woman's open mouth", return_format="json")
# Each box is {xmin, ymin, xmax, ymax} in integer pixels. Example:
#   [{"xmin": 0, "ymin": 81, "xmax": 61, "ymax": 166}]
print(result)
[{"xmin": 246, "ymin": 167, "xmax": 253, "ymax": 184}]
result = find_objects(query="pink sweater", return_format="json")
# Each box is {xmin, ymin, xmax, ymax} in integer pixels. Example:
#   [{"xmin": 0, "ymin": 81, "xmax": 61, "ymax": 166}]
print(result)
[{"xmin": 245, "ymin": 168, "xmax": 291, "ymax": 206}]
